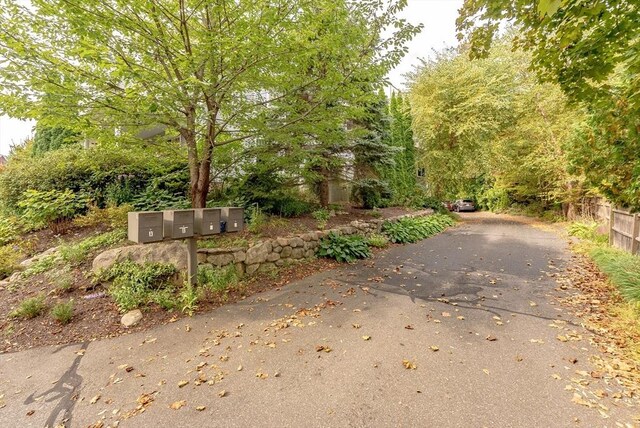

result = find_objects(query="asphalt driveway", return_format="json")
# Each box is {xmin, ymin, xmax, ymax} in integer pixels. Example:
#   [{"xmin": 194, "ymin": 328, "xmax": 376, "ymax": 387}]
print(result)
[{"xmin": 1, "ymin": 212, "xmax": 637, "ymax": 427}]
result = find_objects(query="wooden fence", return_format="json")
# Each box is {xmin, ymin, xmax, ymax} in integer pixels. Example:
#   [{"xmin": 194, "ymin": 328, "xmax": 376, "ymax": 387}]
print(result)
[{"xmin": 596, "ymin": 200, "xmax": 640, "ymax": 255}]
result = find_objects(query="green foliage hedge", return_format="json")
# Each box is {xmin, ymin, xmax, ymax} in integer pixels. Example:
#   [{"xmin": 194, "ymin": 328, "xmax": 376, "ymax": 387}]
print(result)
[
  {"xmin": 382, "ymin": 214, "xmax": 455, "ymax": 244},
  {"xmin": 317, "ymin": 232, "xmax": 372, "ymax": 263},
  {"xmin": 0, "ymin": 145, "xmax": 189, "ymax": 213}
]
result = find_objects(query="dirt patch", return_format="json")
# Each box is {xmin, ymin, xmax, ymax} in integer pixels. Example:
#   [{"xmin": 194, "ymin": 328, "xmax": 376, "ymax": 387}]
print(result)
[{"xmin": 0, "ymin": 257, "xmax": 340, "ymax": 353}]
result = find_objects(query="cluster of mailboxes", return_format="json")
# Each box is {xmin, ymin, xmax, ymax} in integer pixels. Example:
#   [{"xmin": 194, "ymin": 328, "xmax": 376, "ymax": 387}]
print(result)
[{"xmin": 128, "ymin": 207, "xmax": 244, "ymax": 244}]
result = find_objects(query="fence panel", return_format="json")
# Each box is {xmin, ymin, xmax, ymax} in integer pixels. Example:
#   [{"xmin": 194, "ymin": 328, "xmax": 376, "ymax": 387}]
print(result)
[{"xmin": 593, "ymin": 199, "xmax": 639, "ymax": 255}]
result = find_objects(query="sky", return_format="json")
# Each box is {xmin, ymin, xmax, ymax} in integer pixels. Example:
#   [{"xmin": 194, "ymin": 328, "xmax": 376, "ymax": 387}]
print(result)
[{"xmin": 0, "ymin": 0, "xmax": 462, "ymax": 156}]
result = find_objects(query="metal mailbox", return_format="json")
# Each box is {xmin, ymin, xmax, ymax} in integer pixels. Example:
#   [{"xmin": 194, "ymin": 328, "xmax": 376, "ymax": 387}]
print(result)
[
  {"xmin": 221, "ymin": 207, "xmax": 244, "ymax": 232},
  {"xmin": 195, "ymin": 208, "xmax": 221, "ymax": 236},
  {"xmin": 128, "ymin": 211, "xmax": 164, "ymax": 244},
  {"xmin": 163, "ymin": 209, "xmax": 195, "ymax": 239}
]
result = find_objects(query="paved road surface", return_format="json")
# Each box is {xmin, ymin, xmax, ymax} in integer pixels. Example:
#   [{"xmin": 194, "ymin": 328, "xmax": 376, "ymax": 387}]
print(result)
[{"xmin": 1, "ymin": 213, "xmax": 638, "ymax": 427}]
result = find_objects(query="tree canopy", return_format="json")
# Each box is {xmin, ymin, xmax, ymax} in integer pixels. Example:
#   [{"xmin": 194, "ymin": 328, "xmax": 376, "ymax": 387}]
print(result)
[{"xmin": 0, "ymin": 0, "xmax": 420, "ymax": 206}]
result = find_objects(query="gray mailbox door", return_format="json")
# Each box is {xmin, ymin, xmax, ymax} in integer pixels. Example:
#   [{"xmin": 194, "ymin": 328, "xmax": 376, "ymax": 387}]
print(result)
[
  {"xmin": 128, "ymin": 212, "xmax": 164, "ymax": 244},
  {"xmin": 195, "ymin": 208, "xmax": 221, "ymax": 236},
  {"xmin": 222, "ymin": 207, "xmax": 244, "ymax": 232},
  {"xmin": 163, "ymin": 210, "xmax": 195, "ymax": 239}
]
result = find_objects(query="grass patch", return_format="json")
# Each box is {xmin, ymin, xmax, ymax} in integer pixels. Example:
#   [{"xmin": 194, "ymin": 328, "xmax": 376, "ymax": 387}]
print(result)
[
  {"xmin": 590, "ymin": 246, "xmax": 640, "ymax": 302},
  {"xmin": 60, "ymin": 229, "xmax": 127, "ymax": 265},
  {"xmin": 9, "ymin": 295, "xmax": 46, "ymax": 319},
  {"xmin": 98, "ymin": 259, "xmax": 178, "ymax": 312},
  {"xmin": 198, "ymin": 265, "xmax": 239, "ymax": 293},
  {"xmin": 367, "ymin": 233, "xmax": 389, "ymax": 248},
  {"xmin": 51, "ymin": 300, "xmax": 74, "ymax": 324}
]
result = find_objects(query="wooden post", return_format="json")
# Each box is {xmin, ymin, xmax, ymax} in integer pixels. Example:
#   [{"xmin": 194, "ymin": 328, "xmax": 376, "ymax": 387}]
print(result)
[
  {"xmin": 186, "ymin": 237, "xmax": 198, "ymax": 286},
  {"xmin": 632, "ymin": 213, "xmax": 640, "ymax": 256},
  {"xmin": 608, "ymin": 205, "xmax": 614, "ymax": 246}
]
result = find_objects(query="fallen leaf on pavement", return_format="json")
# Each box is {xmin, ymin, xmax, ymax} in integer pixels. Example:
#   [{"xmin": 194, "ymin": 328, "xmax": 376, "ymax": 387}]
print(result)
[
  {"xmin": 315, "ymin": 345, "xmax": 332, "ymax": 353},
  {"xmin": 404, "ymin": 325, "xmax": 414, "ymax": 330},
  {"xmin": 170, "ymin": 401, "xmax": 187, "ymax": 410},
  {"xmin": 352, "ymin": 324, "xmax": 361, "ymax": 329},
  {"xmin": 256, "ymin": 372, "xmax": 268, "ymax": 379},
  {"xmin": 362, "ymin": 336, "xmax": 371, "ymax": 341},
  {"xmin": 430, "ymin": 346, "xmax": 439, "ymax": 352},
  {"xmin": 196, "ymin": 406, "xmax": 206, "ymax": 411},
  {"xmin": 218, "ymin": 390, "xmax": 227, "ymax": 398},
  {"xmin": 90, "ymin": 395, "xmax": 101, "ymax": 404},
  {"xmin": 402, "ymin": 359, "xmax": 417, "ymax": 370},
  {"xmin": 442, "ymin": 312, "xmax": 451, "ymax": 317},
  {"xmin": 178, "ymin": 380, "xmax": 189, "ymax": 388},
  {"xmin": 483, "ymin": 369, "xmax": 490, "ymax": 375},
  {"xmin": 486, "ymin": 335, "xmax": 497, "ymax": 342}
]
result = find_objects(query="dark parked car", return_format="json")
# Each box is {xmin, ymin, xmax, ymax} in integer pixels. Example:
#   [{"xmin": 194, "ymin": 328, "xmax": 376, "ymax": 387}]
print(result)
[{"xmin": 453, "ymin": 199, "xmax": 476, "ymax": 212}]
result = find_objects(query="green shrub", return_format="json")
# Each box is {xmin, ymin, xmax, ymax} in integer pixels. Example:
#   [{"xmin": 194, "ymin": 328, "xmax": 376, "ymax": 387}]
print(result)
[
  {"xmin": 246, "ymin": 206, "xmax": 268, "ymax": 234},
  {"xmin": 0, "ymin": 244, "xmax": 23, "ymax": 280},
  {"xmin": 317, "ymin": 233, "xmax": 372, "ymax": 263},
  {"xmin": 312, "ymin": 209, "xmax": 330, "ymax": 229},
  {"xmin": 59, "ymin": 229, "xmax": 127, "ymax": 265},
  {"xmin": 367, "ymin": 233, "xmax": 389, "ymax": 248},
  {"xmin": 99, "ymin": 260, "xmax": 178, "ymax": 312},
  {"xmin": 198, "ymin": 265, "xmax": 239, "ymax": 293},
  {"xmin": 278, "ymin": 198, "xmax": 314, "ymax": 217},
  {"xmin": 590, "ymin": 246, "xmax": 640, "ymax": 302},
  {"xmin": 73, "ymin": 204, "xmax": 131, "ymax": 229},
  {"xmin": 9, "ymin": 295, "xmax": 46, "ymax": 319},
  {"xmin": 51, "ymin": 270, "xmax": 74, "ymax": 293},
  {"xmin": 179, "ymin": 283, "xmax": 201, "ymax": 315},
  {"xmin": 351, "ymin": 179, "xmax": 391, "ymax": 209},
  {"xmin": 0, "ymin": 216, "xmax": 22, "ymax": 245},
  {"xmin": 149, "ymin": 287, "xmax": 179, "ymax": 310},
  {"xmin": 51, "ymin": 300, "xmax": 74, "ymax": 324},
  {"xmin": 382, "ymin": 214, "xmax": 455, "ymax": 244},
  {"xmin": 0, "ymin": 145, "xmax": 189, "ymax": 213},
  {"xmin": 568, "ymin": 221, "xmax": 606, "ymax": 242},
  {"xmin": 17, "ymin": 189, "xmax": 87, "ymax": 232}
]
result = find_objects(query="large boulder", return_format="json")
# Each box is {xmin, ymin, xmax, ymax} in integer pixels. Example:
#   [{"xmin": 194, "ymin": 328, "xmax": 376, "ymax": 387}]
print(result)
[{"xmin": 92, "ymin": 241, "xmax": 188, "ymax": 273}]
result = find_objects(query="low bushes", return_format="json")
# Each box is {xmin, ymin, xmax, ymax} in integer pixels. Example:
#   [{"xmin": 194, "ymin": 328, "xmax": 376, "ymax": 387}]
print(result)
[
  {"xmin": 382, "ymin": 214, "xmax": 455, "ymax": 244},
  {"xmin": 59, "ymin": 229, "xmax": 127, "ymax": 265},
  {"xmin": 17, "ymin": 189, "xmax": 87, "ymax": 233},
  {"xmin": 9, "ymin": 295, "xmax": 46, "ymax": 319},
  {"xmin": 317, "ymin": 233, "xmax": 372, "ymax": 263},
  {"xmin": 98, "ymin": 260, "xmax": 178, "ymax": 312},
  {"xmin": 317, "ymin": 214, "xmax": 456, "ymax": 263}
]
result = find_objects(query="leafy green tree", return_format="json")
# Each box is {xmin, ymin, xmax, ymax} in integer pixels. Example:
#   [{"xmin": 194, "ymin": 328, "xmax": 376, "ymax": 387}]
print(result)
[
  {"xmin": 0, "ymin": 0, "xmax": 420, "ymax": 207},
  {"xmin": 456, "ymin": 1, "xmax": 640, "ymax": 210},
  {"xmin": 351, "ymin": 90, "xmax": 395, "ymax": 208},
  {"xmin": 384, "ymin": 92, "xmax": 416, "ymax": 202},
  {"xmin": 456, "ymin": 0, "xmax": 640, "ymax": 104},
  {"xmin": 409, "ymin": 38, "xmax": 583, "ymax": 209},
  {"xmin": 32, "ymin": 124, "xmax": 80, "ymax": 156}
]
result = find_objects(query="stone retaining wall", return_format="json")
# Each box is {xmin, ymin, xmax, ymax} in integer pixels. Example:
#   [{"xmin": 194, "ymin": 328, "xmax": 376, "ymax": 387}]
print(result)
[{"xmin": 197, "ymin": 209, "xmax": 433, "ymax": 276}]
